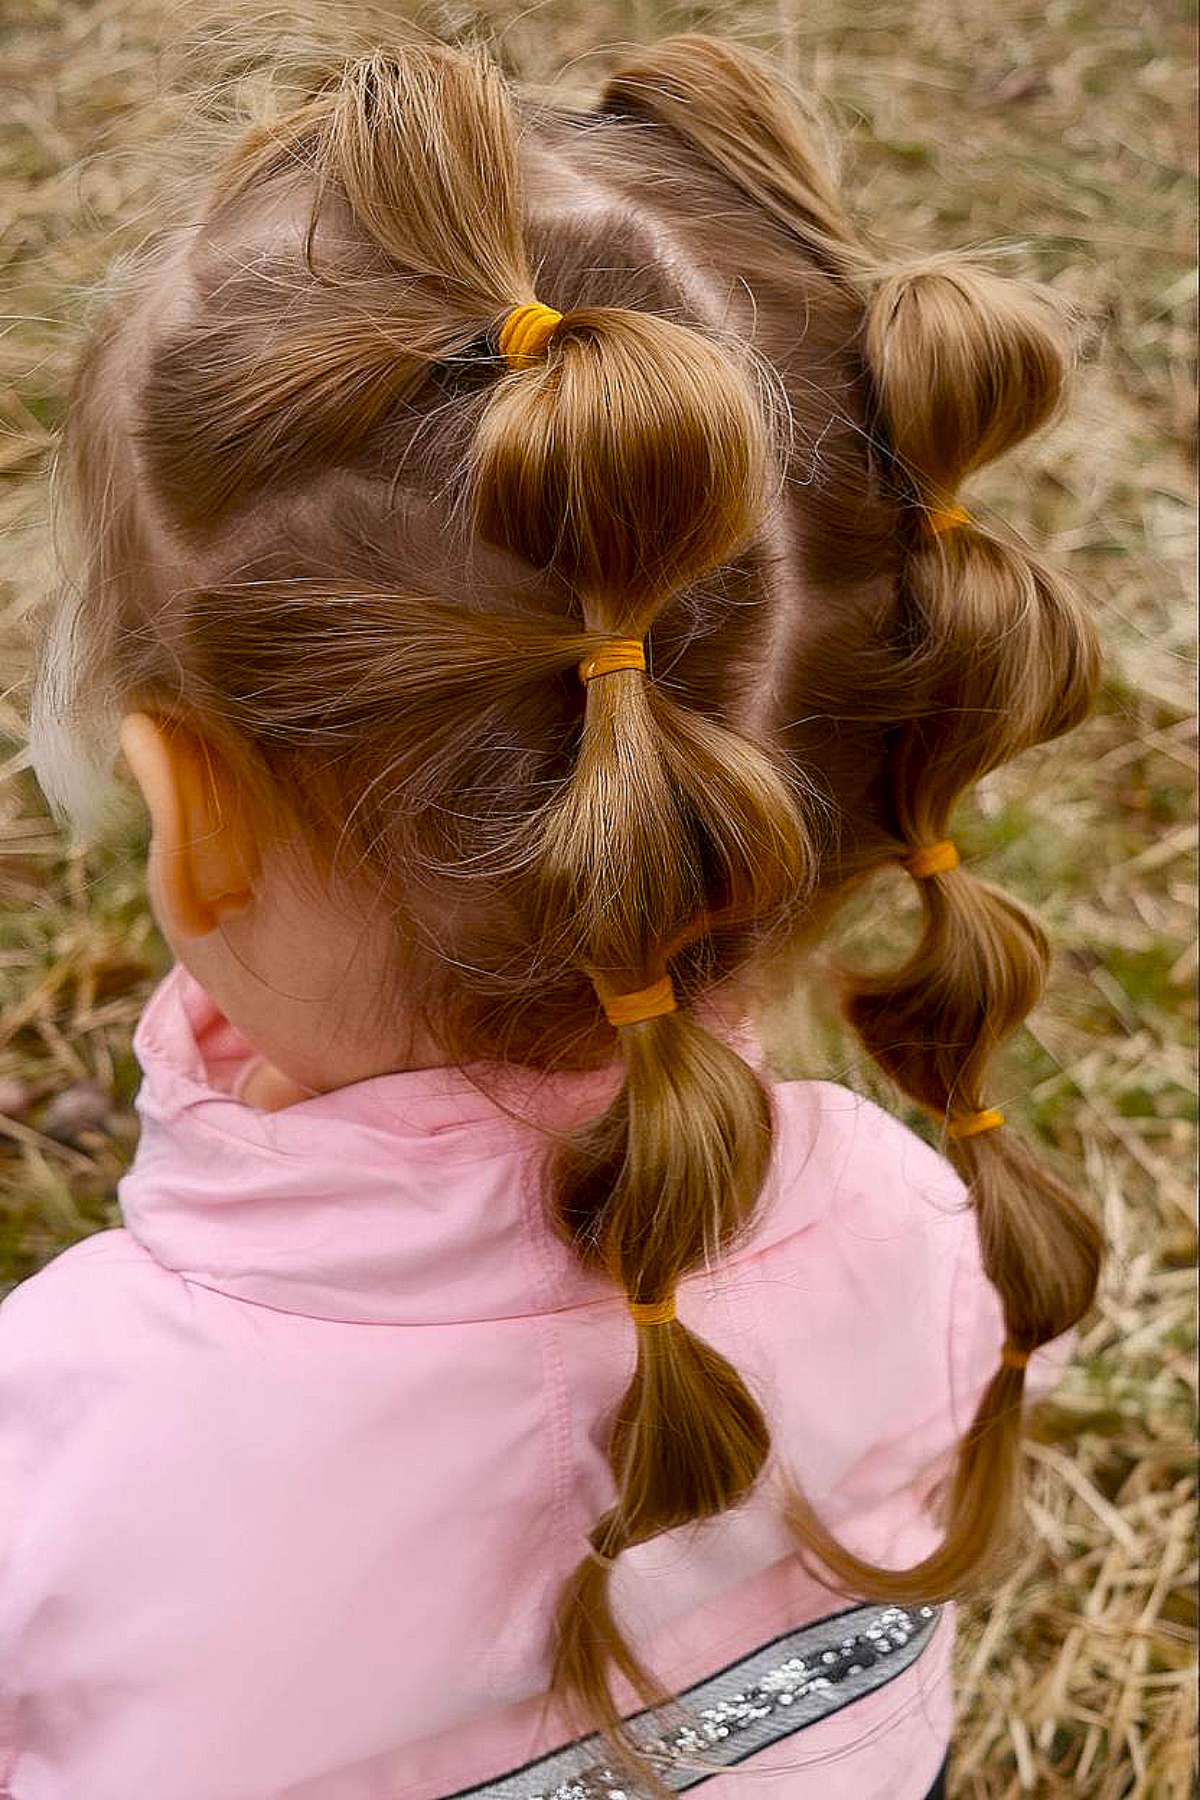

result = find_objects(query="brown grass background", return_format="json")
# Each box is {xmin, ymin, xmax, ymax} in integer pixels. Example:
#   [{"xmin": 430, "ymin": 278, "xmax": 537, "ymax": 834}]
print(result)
[{"xmin": 0, "ymin": 1, "xmax": 1196, "ymax": 1793}]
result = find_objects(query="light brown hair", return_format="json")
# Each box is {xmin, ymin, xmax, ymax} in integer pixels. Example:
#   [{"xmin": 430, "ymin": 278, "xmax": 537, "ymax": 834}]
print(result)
[{"xmin": 42, "ymin": 30, "xmax": 1102, "ymax": 1792}]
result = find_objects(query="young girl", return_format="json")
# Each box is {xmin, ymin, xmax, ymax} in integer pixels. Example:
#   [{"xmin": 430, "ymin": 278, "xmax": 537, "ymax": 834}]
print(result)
[{"xmin": 1, "ymin": 31, "xmax": 1103, "ymax": 1800}]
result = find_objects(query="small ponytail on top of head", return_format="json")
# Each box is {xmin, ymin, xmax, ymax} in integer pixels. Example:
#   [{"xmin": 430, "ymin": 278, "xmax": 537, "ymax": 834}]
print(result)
[
  {"xmin": 323, "ymin": 46, "xmax": 530, "ymax": 322},
  {"xmin": 863, "ymin": 259, "xmax": 1079, "ymax": 494}
]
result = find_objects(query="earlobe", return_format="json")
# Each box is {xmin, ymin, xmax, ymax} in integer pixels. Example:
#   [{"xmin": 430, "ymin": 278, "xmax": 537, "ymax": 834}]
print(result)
[{"xmin": 119, "ymin": 713, "xmax": 258, "ymax": 941}]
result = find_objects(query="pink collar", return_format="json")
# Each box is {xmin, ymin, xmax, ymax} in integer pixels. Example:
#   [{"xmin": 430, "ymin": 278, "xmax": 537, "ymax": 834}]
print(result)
[
  {"xmin": 117, "ymin": 966, "xmax": 779, "ymax": 1325},
  {"xmin": 116, "ymin": 964, "xmax": 633, "ymax": 1332}
]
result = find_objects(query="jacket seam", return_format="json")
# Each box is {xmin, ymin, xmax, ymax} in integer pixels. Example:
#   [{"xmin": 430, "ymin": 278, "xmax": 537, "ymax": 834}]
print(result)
[{"xmin": 519, "ymin": 1150, "xmax": 584, "ymax": 1574}]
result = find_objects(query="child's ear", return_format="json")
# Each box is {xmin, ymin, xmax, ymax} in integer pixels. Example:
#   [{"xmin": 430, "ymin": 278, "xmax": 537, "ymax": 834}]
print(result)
[{"xmin": 119, "ymin": 713, "xmax": 260, "ymax": 942}]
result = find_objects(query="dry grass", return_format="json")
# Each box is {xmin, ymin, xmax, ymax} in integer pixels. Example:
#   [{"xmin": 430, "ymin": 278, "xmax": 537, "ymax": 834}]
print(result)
[{"xmin": 0, "ymin": 0, "xmax": 1195, "ymax": 1794}]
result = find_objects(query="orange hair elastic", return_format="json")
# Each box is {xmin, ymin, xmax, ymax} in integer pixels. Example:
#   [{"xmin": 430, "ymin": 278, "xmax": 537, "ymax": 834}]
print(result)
[
  {"xmin": 628, "ymin": 1294, "xmax": 677, "ymax": 1327},
  {"xmin": 925, "ymin": 503, "xmax": 971, "ymax": 536},
  {"xmin": 499, "ymin": 301, "xmax": 564, "ymax": 369},
  {"xmin": 578, "ymin": 639, "xmax": 646, "ymax": 684},
  {"xmin": 1000, "ymin": 1342, "xmax": 1031, "ymax": 1370},
  {"xmin": 903, "ymin": 840, "xmax": 960, "ymax": 879},
  {"xmin": 599, "ymin": 974, "xmax": 677, "ymax": 1028},
  {"xmin": 947, "ymin": 1107, "xmax": 1006, "ymax": 1140}
]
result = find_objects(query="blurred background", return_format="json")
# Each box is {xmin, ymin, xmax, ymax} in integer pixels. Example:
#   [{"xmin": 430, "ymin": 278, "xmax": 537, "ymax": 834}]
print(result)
[{"xmin": 0, "ymin": 1, "xmax": 1195, "ymax": 1793}]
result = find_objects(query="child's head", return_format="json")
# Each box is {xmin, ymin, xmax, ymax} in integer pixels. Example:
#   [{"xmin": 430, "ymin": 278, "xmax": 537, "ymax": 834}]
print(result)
[
  {"xmin": 47, "ymin": 44, "xmax": 819, "ymax": 1093},
  {"xmin": 36, "ymin": 30, "xmax": 1103, "ymax": 1781}
]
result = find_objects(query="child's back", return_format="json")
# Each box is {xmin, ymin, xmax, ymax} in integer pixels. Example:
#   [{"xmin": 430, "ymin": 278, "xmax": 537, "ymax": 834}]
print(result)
[
  {"xmin": 1, "ymin": 968, "xmax": 1008, "ymax": 1798},
  {"xmin": 1, "ymin": 31, "xmax": 1100, "ymax": 1800}
]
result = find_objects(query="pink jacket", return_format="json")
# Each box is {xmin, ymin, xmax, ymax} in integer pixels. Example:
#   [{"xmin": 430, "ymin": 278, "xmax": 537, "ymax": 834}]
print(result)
[{"xmin": 0, "ymin": 966, "xmax": 1054, "ymax": 1799}]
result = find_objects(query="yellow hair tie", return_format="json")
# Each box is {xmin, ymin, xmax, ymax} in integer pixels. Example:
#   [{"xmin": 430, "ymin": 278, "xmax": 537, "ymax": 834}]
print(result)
[
  {"xmin": 1000, "ymin": 1342, "xmax": 1031, "ymax": 1370},
  {"xmin": 578, "ymin": 639, "xmax": 646, "ymax": 684},
  {"xmin": 598, "ymin": 974, "xmax": 676, "ymax": 1028},
  {"xmin": 499, "ymin": 301, "xmax": 565, "ymax": 369},
  {"xmin": 903, "ymin": 840, "xmax": 960, "ymax": 879},
  {"xmin": 628, "ymin": 1293, "xmax": 677, "ymax": 1327},
  {"xmin": 925, "ymin": 503, "xmax": 971, "ymax": 536},
  {"xmin": 947, "ymin": 1107, "xmax": 1006, "ymax": 1140}
]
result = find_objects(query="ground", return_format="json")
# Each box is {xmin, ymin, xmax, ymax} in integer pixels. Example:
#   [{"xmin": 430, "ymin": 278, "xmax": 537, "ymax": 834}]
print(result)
[{"xmin": 0, "ymin": 1, "xmax": 1195, "ymax": 1794}]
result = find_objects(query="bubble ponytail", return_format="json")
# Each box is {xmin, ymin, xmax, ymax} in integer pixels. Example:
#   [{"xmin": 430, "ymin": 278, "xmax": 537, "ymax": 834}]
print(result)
[{"xmin": 800, "ymin": 262, "xmax": 1104, "ymax": 1596}]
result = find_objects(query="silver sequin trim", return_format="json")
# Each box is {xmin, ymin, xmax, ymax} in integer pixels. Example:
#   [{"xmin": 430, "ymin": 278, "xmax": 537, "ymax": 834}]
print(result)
[{"xmin": 449, "ymin": 1602, "xmax": 941, "ymax": 1798}]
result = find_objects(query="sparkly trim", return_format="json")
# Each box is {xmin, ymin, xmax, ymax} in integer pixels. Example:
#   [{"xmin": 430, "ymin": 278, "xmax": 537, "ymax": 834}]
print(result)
[{"xmin": 447, "ymin": 1602, "xmax": 941, "ymax": 1797}]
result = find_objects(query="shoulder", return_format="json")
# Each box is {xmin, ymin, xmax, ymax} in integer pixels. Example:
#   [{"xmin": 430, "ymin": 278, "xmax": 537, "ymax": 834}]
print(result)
[
  {"xmin": 768, "ymin": 1078, "xmax": 968, "ymax": 1223},
  {"xmin": 766, "ymin": 1079, "xmax": 1072, "ymax": 1419},
  {"xmin": 0, "ymin": 1234, "xmax": 193, "ymax": 1570},
  {"xmin": 1, "ymin": 1226, "xmax": 178, "ymax": 1307},
  {"xmin": 763, "ymin": 1081, "xmax": 1004, "ymax": 1413},
  {"xmin": 0, "ymin": 1229, "xmax": 189, "ymax": 1378}
]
